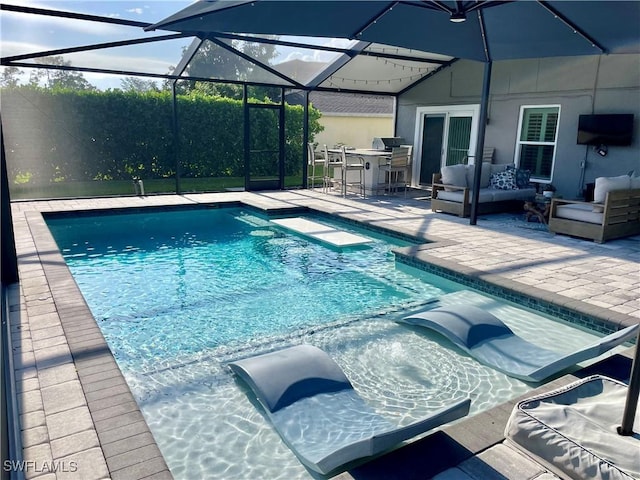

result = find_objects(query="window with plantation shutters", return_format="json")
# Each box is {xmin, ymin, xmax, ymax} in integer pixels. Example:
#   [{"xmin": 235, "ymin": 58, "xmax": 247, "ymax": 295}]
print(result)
[{"xmin": 515, "ymin": 106, "xmax": 560, "ymax": 181}]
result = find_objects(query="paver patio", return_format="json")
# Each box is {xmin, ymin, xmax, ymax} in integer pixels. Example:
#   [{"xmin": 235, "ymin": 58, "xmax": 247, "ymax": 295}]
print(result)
[{"xmin": 7, "ymin": 189, "xmax": 639, "ymax": 479}]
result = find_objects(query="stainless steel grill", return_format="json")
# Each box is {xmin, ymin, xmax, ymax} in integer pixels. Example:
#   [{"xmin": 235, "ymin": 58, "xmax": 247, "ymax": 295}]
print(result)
[{"xmin": 372, "ymin": 137, "xmax": 405, "ymax": 151}]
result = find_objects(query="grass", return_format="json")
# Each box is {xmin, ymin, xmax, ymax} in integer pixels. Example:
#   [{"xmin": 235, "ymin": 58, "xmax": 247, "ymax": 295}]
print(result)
[{"xmin": 9, "ymin": 175, "xmax": 308, "ymax": 200}]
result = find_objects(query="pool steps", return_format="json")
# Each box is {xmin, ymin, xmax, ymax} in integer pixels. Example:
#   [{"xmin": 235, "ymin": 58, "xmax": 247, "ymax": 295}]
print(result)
[{"xmin": 271, "ymin": 217, "xmax": 373, "ymax": 247}]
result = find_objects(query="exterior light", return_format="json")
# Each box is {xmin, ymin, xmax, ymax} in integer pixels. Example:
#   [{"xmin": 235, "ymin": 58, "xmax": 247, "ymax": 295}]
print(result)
[
  {"xmin": 595, "ymin": 144, "xmax": 608, "ymax": 157},
  {"xmin": 450, "ymin": 12, "xmax": 466, "ymax": 23}
]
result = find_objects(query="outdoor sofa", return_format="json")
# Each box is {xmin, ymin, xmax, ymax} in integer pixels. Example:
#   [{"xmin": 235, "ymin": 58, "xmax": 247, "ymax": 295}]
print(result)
[
  {"xmin": 431, "ymin": 163, "xmax": 536, "ymax": 217},
  {"xmin": 548, "ymin": 174, "xmax": 640, "ymax": 243}
]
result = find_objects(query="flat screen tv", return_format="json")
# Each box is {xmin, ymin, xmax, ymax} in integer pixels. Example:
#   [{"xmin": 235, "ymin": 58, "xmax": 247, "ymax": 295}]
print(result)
[{"xmin": 577, "ymin": 113, "xmax": 634, "ymax": 146}]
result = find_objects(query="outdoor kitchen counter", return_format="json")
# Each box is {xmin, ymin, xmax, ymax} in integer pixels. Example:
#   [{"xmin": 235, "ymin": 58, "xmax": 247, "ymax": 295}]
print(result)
[{"xmin": 327, "ymin": 148, "xmax": 392, "ymax": 196}]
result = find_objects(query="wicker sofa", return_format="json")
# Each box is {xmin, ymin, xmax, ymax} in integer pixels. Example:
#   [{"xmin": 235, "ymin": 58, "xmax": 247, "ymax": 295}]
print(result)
[
  {"xmin": 431, "ymin": 163, "xmax": 536, "ymax": 217},
  {"xmin": 548, "ymin": 174, "xmax": 640, "ymax": 243}
]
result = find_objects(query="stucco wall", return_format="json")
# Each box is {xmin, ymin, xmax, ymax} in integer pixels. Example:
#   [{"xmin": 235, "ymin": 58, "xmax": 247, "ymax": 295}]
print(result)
[
  {"xmin": 313, "ymin": 115, "xmax": 394, "ymax": 150},
  {"xmin": 397, "ymin": 54, "xmax": 640, "ymax": 198}
]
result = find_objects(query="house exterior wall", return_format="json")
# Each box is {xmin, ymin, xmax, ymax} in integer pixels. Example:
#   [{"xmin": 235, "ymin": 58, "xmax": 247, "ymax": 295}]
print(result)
[
  {"xmin": 397, "ymin": 54, "xmax": 640, "ymax": 198},
  {"xmin": 313, "ymin": 114, "xmax": 394, "ymax": 149}
]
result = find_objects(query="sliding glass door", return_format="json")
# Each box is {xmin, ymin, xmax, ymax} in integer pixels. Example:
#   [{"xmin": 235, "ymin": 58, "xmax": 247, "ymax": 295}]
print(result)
[
  {"xmin": 445, "ymin": 116, "xmax": 473, "ymax": 166},
  {"xmin": 413, "ymin": 105, "xmax": 480, "ymax": 186}
]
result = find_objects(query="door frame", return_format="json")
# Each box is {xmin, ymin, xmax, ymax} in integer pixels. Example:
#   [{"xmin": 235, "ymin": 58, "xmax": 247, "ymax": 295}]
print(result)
[
  {"xmin": 411, "ymin": 104, "xmax": 480, "ymax": 186},
  {"xmin": 244, "ymin": 87, "xmax": 286, "ymax": 191}
]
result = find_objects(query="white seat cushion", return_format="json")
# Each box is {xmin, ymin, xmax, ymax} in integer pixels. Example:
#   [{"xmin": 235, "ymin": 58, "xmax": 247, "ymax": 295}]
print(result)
[
  {"xmin": 555, "ymin": 203, "xmax": 603, "ymax": 225},
  {"xmin": 437, "ymin": 189, "xmax": 496, "ymax": 203}
]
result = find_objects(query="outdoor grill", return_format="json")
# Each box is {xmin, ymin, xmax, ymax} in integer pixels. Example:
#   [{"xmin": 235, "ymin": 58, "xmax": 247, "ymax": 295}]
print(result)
[{"xmin": 372, "ymin": 137, "xmax": 405, "ymax": 151}]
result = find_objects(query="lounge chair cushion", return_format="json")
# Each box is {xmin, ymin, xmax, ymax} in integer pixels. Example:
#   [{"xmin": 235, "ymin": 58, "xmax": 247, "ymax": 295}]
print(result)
[
  {"xmin": 229, "ymin": 344, "xmax": 352, "ymax": 413},
  {"xmin": 505, "ymin": 375, "xmax": 640, "ymax": 480},
  {"xmin": 229, "ymin": 344, "xmax": 471, "ymax": 475},
  {"xmin": 399, "ymin": 305, "xmax": 638, "ymax": 383}
]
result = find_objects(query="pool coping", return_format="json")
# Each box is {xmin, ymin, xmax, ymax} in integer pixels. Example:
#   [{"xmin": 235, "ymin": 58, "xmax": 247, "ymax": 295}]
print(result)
[
  {"xmin": 22, "ymin": 210, "xmax": 172, "ymax": 480},
  {"xmin": 10, "ymin": 196, "xmax": 638, "ymax": 480},
  {"xmin": 307, "ymin": 206, "xmax": 636, "ymax": 333}
]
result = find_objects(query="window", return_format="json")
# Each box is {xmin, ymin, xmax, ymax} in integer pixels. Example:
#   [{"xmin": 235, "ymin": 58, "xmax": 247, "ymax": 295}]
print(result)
[{"xmin": 515, "ymin": 106, "xmax": 560, "ymax": 181}]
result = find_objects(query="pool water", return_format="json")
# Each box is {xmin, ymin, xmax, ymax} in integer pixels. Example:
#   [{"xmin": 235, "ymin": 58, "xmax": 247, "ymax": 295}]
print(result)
[
  {"xmin": 48, "ymin": 208, "xmax": 452, "ymax": 373},
  {"xmin": 47, "ymin": 207, "xmax": 611, "ymax": 479}
]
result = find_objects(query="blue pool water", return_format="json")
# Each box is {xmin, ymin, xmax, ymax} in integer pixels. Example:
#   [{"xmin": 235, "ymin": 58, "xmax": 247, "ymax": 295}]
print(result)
[
  {"xmin": 46, "ymin": 207, "xmax": 612, "ymax": 479},
  {"xmin": 47, "ymin": 208, "xmax": 455, "ymax": 373}
]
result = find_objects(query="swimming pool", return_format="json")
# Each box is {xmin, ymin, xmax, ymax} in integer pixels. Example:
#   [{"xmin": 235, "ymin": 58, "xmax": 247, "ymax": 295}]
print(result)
[{"xmin": 46, "ymin": 207, "xmax": 612, "ymax": 479}]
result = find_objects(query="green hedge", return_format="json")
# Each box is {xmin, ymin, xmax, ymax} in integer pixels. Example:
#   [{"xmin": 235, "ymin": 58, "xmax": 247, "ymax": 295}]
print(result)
[{"xmin": 1, "ymin": 86, "xmax": 322, "ymax": 187}]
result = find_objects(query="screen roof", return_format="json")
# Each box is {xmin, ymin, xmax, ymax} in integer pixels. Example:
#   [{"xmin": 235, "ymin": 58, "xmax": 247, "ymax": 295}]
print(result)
[{"xmin": 1, "ymin": 2, "xmax": 454, "ymax": 94}]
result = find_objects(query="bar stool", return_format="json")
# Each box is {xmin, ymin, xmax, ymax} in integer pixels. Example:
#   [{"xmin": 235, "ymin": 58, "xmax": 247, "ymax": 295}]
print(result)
[
  {"xmin": 322, "ymin": 144, "xmax": 338, "ymax": 193},
  {"xmin": 336, "ymin": 146, "xmax": 365, "ymax": 198},
  {"xmin": 307, "ymin": 143, "xmax": 327, "ymax": 190}
]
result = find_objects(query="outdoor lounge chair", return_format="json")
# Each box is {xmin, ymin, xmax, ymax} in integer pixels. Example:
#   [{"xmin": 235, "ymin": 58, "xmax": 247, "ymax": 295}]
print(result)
[
  {"xmin": 228, "ymin": 344, "xmax": 471, "ymax": 475},
  {"xmin": 505, "ymin": 375, "xmax": 640, "ymax": 479},
  {"xmin": 399, "ymin": 305, "xmax": 639, "ymax": 383}
]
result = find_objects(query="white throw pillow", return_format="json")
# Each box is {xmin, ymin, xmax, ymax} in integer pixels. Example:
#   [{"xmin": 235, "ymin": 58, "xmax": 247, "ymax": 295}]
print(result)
[
  {"xmin": 441, "ymin": 164, "xmax": 468, "ymax": 188},
  {"xmin": 490, "ymin": 169, "xmax": 517, "ymax": 190},
  {"xmin": 593, "ymin": 175, "xmax": 632, "ymax": 203}
]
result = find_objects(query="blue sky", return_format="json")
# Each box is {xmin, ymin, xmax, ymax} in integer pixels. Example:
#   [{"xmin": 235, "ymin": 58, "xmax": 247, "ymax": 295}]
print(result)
[{"xmin": 1, "ymin": 1, "xmax": 354, "ymax": 89}]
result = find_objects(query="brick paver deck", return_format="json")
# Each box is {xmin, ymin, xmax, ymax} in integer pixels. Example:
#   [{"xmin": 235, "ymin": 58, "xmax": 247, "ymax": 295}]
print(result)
[{"xmin": 7, "ymin": 190, "xmax": 639, "ymax": 479}]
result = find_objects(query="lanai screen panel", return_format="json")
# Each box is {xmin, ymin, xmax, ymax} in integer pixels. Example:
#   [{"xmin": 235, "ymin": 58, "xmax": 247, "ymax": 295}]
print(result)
[
  {"xmin": 16, "ymin": 37, "xmax": 192, "ymax": 78},
  {"xmin": 318, "ymin": 43, "xmax": 453, "ymax": 94},
  {"xmin": 0, "ymin": 7, "xmax": 168, "ymax": 58},
  {"xmin": 255, "ymin": 34, "xmax": 358, "ymax": 85},
  {"xmin": 182, "ymin": 38, "xmax": 295, "ymax": 86}
]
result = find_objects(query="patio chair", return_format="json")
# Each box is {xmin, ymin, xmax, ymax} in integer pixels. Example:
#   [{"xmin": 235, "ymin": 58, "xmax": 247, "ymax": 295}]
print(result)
[
  {"xmin": 228, "ymin": 344, "xmax": 471, "ymax": 475},
  {"xmin": 399, "ymin": 304, "xmax": 639, "ymax": 383},
  {"xmin": 379, "ymin": 146, "xmax": 410, "ymax": 196}
]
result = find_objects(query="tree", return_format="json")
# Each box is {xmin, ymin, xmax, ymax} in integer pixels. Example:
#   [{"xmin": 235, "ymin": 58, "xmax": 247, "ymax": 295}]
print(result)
[
  {"xmin": 189, "ymin": 38, "xmax": 278, "ymax": 81},
  {"xmin": 29, "ymin": 56, "xmax": 95, "ymax": 90},
  {"xmin": 28, "ymin": 68, "xmax": 46, "ymax": 87},
  {"xmin": 0, "ymin": 66, "xmax": 24, "ymax": 87},
  {"xmin": 190, "ymin": 81, "xmax": 243, "ymax": 99},
  {"xmin": 120, "ymin": 77, "xmax": 161, "ymax": 93},
  {"xmin": 171, "ymin": 37, "xmax": 279, "ymax": 98}
]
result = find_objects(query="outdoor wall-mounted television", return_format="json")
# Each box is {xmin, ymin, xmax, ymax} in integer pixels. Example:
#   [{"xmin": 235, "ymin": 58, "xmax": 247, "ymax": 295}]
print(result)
[{"xmin": 577, "ymin": 113, "xmax": 634, "ymax": 146}]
